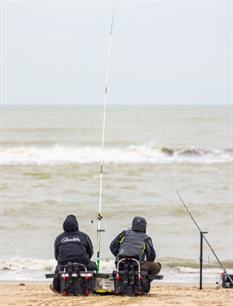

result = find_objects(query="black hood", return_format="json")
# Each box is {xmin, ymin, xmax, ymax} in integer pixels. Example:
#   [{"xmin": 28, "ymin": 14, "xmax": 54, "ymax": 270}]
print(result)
[
  {"xmin": 131, "ymin": 216, "xmax": 147, "ymax": 233},
  {"xmin": 63, "ymin": 215, "xmax": 79, "ymax": 232}
]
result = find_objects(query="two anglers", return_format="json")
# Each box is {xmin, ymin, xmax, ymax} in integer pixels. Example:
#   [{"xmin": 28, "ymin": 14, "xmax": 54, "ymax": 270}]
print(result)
[{"xmin": 52, "ymin": 214, "xmax": 161, "ymax": 293}]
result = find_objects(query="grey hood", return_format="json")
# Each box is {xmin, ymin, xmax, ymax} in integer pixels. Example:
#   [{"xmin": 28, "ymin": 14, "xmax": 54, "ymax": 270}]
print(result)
[{"xmin": 131, "ymin": 216, "xmax": 147, "ymax": 233}]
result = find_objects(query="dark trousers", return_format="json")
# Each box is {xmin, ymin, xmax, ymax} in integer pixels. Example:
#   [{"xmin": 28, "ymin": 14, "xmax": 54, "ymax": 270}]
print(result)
[
  {"xmin": 141, "ymin": 261, "xmax": 161, "ymax": 292},
  {"xmin": 53, "ymin": 261, "xmax": 97, "ymax": 292},
  {"xmin": 141, "ymin": 261, "xmax": 161, "ymax": 275}
]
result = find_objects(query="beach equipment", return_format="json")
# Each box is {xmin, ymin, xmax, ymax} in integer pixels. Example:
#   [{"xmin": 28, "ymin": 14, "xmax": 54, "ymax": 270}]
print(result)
[
  {"xmin": 57, "ymin": 262, "xmax": 95, "ymax": 296},
  {"xmin": 46, "ymin": 262, "xmax": 95, "ymax": 296},
  {"xmin": 46, "ymin": 258, "xmax": 162, "ymax": 296},
  {"xmin": 96, "ymin": 7, "xmax": 116, "ymax": 272},
  {"xmin": 219, "ymin": 272, "xmax": 233, "ymax": 288},
  {"xmin": 46, "ymin": 263, "xmax": 113, "ymax": 296},
  {"xmin": 113, "ymin": 256, "xmax": 163, "ymax": 296},
  {"xmin": 176, "ymin": 190, "xmax": 233, "ymax": 289}
]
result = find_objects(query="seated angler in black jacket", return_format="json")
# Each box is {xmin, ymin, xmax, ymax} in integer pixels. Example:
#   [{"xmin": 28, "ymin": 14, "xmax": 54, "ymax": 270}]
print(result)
[
  {"xmin": 110, "ymin": 216, "xmax": 161, "ymax": 277},
  {"xmin": 51, "ymin": 214, "xmax": 96, "ymax": 293}
]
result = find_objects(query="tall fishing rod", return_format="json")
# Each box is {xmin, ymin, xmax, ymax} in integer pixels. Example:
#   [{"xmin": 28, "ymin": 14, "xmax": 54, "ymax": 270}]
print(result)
[
  {"xmin": 96, "ymin": 8, "xmax": 116, "ymax": 272},
  {"xmin": 176, "ymin": 190, "xmax": 233, "ymax": 287}
]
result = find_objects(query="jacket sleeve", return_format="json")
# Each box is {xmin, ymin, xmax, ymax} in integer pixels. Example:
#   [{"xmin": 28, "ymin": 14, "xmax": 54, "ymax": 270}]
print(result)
[
  {"xmin": 145, "ymin": 237, "xmax": 156, "ymax": 261},
  {"xmin": 85, "ymin": 235, "xmax": 94, "ymax": 259},
  {"xmin": 54, "ymin": 237, "xmax": 59, "ymax": 260},
  {"xmin": 110, "ymin": 231, "xmax": 126, "ymax": 257}
]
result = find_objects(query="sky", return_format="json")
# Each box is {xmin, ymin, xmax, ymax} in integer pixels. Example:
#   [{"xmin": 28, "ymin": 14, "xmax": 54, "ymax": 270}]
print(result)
[{"xmin": 0, "ymin": 0, "xmax": 232, "ymax": 105}]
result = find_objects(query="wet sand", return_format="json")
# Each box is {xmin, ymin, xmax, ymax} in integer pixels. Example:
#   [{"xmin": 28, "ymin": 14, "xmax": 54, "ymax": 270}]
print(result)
[{"xmin": 0, "ymin": 282, "xmax": 232, "ymax": 306}]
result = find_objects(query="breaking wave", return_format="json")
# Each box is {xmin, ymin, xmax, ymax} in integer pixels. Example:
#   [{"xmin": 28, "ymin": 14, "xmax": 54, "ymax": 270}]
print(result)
[
  {"xmin": 0, "ymin": 257, "xmax": 229, "ymax": 283},
  {"xmin": 0, "ymin": 145, "xmax": 232, "ymax": 165}
]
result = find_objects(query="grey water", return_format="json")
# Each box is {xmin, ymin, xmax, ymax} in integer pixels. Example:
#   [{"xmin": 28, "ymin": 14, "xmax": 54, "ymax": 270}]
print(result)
[{"xmin": 0, "ymin": 105, "xmax": 232, "ymax": 282}]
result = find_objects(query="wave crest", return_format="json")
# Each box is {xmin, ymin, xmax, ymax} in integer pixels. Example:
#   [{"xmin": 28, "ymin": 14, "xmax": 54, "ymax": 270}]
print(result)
[{"xmin": 0, "ymin": 145, "xmax": 232, "ymax": 165}]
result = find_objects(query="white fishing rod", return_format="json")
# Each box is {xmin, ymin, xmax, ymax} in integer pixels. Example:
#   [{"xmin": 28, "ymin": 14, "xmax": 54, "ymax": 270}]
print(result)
[{"xmin": 96, "ymin": 7, "xmax": 116, "ymax": 272}]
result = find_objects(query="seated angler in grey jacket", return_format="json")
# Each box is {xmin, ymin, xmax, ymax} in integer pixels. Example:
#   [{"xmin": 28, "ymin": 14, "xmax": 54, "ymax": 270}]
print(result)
[
  {"xmin": 51, "ymin": 215, "xmax": 97, "ymax": 293},
  {"xmin": 110, "ymin": 216, "xmax": 161, "ymax": 276}
]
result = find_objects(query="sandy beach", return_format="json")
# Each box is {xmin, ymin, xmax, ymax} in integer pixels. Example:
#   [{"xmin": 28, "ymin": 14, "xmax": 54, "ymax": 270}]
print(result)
[{"xmin": 0, "ymin": 282, "xmax": 232, "ymax": 306}]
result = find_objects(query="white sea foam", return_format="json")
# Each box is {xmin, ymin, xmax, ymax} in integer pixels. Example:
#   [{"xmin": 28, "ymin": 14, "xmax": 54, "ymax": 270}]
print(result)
[
  {"xmin": 0, "ymin": 257, "xmax": 115, "ymax": 282},
  {"xmin": 0, "ymin": 257, "xmax": 222, "ymax": 284},
  {"xmin": 0, "ymin": 257, "xmax": 56, "ymax": 272},
  {"xmin": 0, "ymin": 145, "xmax": 232, "ymax": 165},
  {"xmin": 0, "ymin": 257, "xmax": 114, "ymax": 274}
]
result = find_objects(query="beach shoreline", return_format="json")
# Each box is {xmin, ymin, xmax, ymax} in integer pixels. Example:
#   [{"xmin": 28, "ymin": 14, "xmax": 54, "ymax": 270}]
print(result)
[{"xmin": 0, "ymin": 282, "xmax": 232, "ymax": 306}]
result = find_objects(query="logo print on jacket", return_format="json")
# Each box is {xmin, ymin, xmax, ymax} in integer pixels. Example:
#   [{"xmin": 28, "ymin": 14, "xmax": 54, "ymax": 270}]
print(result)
[{"xmin": 61, "ymin": 237, "xmax": 81, "ymax": 243}]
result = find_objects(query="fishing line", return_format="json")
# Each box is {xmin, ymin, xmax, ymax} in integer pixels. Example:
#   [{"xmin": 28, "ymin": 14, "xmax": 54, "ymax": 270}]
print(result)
[
  {"xmin": 96, "ymin": 7, "xmax": 116, "ymax": 273},
  {"xmin": 176, "ymin": 190, "xmax": 233, "ymax": 285}
]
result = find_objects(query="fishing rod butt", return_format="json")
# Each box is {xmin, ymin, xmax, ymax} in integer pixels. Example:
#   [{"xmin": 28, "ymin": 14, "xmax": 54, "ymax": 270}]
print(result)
[{"xmin": 199, "ymin": 231, "xmax": 208, "ymax": 290}]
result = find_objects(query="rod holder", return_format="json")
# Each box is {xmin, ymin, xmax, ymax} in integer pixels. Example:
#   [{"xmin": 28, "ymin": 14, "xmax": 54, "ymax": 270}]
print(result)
[{"xmin": 200, "ymin": 231, "xmax": 208, "ymax": 289}]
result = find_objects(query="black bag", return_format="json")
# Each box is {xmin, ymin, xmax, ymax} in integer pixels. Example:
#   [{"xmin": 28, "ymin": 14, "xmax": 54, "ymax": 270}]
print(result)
[{"xmin": 221, "ymin": 272, "xmax": 233, "ymax": 288}]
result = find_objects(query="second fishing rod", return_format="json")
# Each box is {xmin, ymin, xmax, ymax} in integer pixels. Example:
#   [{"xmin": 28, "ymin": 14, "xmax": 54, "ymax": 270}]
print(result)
[{"xmin": 176, "ymin": 190, "xmax": 233, "ymax": 289}]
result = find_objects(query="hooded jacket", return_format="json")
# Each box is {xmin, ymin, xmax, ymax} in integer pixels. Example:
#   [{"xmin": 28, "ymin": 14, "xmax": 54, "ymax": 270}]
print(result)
[
  {"xmin": 54, "ymin": 215, "xmax": 93, "ymax": 265},
  {"xmin": 110, "ymin": 216, "xmax": 156, "ymax": 262}
]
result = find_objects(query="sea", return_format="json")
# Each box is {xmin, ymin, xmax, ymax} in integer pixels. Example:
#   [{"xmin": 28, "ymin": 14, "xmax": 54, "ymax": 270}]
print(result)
[{"xmin": 0, "ymin": 105, "xmax": 232, "ymax": 285}]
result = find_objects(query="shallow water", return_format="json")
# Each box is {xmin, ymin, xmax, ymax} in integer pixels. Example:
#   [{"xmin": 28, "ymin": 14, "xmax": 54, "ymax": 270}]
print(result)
[{"xmin": 0, "ymin": 105, "xmax": 232, "ymax": 282}]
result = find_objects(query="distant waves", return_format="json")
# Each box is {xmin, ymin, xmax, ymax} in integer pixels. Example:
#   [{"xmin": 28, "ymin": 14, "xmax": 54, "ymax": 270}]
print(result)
[{"xmin": 0, "ymin": 144, "xmax": 232, "ymax": 165}]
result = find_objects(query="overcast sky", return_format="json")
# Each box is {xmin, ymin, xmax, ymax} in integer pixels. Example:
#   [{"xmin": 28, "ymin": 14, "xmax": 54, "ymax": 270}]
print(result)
[{"xmin": 0, "ymin": 0, "xmax": 232, "ymax": 105}]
